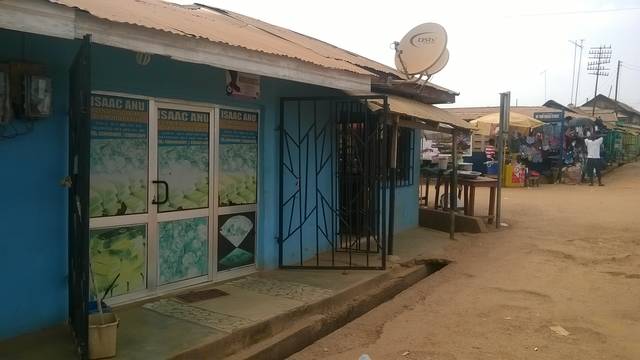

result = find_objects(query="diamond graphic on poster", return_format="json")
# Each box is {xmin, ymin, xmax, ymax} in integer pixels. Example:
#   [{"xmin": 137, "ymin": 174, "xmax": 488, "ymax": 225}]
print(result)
[{"xmin": 218, "ymin": 212, "xmax": 256, "ymax": 271}]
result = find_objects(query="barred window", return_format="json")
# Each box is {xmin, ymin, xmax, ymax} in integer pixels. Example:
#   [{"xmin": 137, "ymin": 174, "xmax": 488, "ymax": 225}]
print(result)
[{"xmin": 395, "ymin": 127, "xmax": 415, "ymax": 186}]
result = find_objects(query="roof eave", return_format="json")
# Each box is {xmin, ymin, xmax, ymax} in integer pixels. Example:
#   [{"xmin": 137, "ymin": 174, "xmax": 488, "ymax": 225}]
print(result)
[
  {"xmin": 371, "ymin": 80, "xmax": 457, "ymax": 105},
  {"xmin": 0, "ymin": 0, "xmax": 373, "ymax": 92}
]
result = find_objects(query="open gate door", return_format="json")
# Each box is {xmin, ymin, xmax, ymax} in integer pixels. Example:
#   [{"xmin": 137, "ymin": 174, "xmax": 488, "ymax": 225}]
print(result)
[
  {"xmin": 68, "ymin": 34, "xmax": 91, "ymax": 359},
  {"xmin": 279, "ymin": 96, "xmax": 389, "ymax": 270}
]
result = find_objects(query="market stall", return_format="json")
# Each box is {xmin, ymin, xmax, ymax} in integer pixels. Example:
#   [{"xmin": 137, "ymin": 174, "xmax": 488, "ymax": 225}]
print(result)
[{"xmin": 470, "ymin": 112, "xmax": 545, "ymax": 187}]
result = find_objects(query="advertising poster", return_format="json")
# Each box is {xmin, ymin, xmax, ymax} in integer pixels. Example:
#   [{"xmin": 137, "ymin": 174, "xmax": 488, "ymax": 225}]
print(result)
[
  {"xmin": 159, "ymin": 217, "xmax": 208, "ymax": 285},
  {"xmin": 158, "ymin": 108, "xmax": 210, "ymax": 212},
  {"xmin": 90, "ymin": 225, "xmax": 147, "ymax": 299},
  {"xmin": 90, "ymin": 95, "xmax": 149, "ymax": 217},
  {"xmin": 218, "ymin": 108, "xmax": 258, "ymax": 207},
  {"xmin": 225, "ymin": 70, "xmax": 261, "ymax": 99},
  {"xmin": 218, "ymin": 212, "xmax": 256, "ymax": 271}
]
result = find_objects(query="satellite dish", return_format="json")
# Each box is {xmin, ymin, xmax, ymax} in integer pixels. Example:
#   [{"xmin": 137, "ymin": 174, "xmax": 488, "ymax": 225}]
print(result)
[
  {"xmin": 425, "ymin": 48, "xmax": 449, "ymax": 76},
  {"xmin": 394, "ymin": 23, "xmax": 447, "ymax": 76}
]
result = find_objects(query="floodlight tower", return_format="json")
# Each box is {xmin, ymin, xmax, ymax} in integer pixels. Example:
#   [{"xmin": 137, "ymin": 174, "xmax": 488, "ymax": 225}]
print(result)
[{"xmin": 587, "ymin": 45, "xmax": 612, "ymax": 116}]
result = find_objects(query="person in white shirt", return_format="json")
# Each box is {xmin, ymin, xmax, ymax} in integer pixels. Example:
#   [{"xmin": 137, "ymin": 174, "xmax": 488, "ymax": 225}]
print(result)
[{"xmin": 584, "ymin": 132, "xmax": 604, "ymax": 186}]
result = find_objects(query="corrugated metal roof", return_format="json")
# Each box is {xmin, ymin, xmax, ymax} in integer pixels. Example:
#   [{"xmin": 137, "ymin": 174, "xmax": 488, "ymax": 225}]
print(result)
[
  {"xmin": 446, "ymin": 106, "xmax": 584, "ymax": 122},
  {"xmin": 614, "ymin": 125, "xmax": 640, "ymax": 136},
  {"xmin": 51, "ymin": 0, "xmax": 370, "ymax": 75},
  {"xmin": 209, "ymin": 6, "xmax": 408, "ymax": 78},
  {"xmin": 583, "ymin": 94, "xmax": 640, "ymax": 117},
  {"xmin": 573, "ymin": 107, "xmax": 618, "ymax": 123},
  {"xmin": 48, "ymin": 0, "xmax": 457, "ymax": 96},
  {"xmin": 370, "ymin": 95, "xmax": 473, "ymax": 130}
]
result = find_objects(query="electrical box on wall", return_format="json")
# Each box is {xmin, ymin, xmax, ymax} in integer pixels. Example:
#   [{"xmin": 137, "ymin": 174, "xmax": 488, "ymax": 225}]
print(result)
[
  {"xmin": 6, "ymin": 62, "xmax": 50, "ymax": 120},
  {"xmin": 25, "ymin": 75, "xmax": 52, "ymax": 118}
]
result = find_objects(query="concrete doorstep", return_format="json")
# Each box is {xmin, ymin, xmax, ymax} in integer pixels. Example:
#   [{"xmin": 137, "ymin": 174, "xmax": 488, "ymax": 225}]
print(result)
[{"xmin": 172, "ymin": 259, "xmax": 450, "ymax": 360}]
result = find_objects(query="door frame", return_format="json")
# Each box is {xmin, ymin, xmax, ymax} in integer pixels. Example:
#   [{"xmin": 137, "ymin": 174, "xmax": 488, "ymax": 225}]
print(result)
[
  {"xmin": 89, "ymin": 91, "xmax": 259, "ymax": 306},
  {"xmin": 68, "ymin": 34, "xmax": 91, "ymax": 360},
  {"xmin": 153, "ymin": 100, "xmax": 216, "ymax": 292}
]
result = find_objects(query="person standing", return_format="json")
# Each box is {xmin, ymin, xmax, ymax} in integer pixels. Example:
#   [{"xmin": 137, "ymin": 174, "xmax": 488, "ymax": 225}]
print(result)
[
  {"xmin": 584, "ymin": 133, "xmax": 604, "ymax": 186},
  {"xmin": 485, "ymin": 138, "xmax": 496, "ymax": 161}
]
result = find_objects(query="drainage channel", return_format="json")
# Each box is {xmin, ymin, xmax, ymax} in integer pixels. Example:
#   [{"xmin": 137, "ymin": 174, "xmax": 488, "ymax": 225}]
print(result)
[{"xmin": 192, "ymin": 259, "xmax": 451, "ymax": 360}]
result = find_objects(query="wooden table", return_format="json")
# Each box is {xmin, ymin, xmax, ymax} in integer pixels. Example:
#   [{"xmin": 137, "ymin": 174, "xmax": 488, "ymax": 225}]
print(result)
[
  {"xmin": 442, "ymin": 176, "xmax": 498, "ymax": 223},
  {"xmin": 419, "ymin": 169, "xmax": 448, "ymax": 208}
]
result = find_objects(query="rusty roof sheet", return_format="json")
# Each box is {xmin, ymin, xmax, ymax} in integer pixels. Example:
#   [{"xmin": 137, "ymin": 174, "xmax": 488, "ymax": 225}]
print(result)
[
  {"xmin": 446, "ymin": 106, "xmax": 584, "ymax": 122},
  {"xmin": 49, "ymin": 0, "xmax": 384, "ymax": 76},
  {"xmin": 213, "ymin": 6, "xmax": 408, "ymax": 78},
  {"xmin": 370, "ymin": 95, "xmax": 473, "ymax": 130},
  {"xmin": 48, "ymin": 0, "xmax": 459, "ymax": 96},
  {"xmin": 573, "ymin": 107, "xmax": 618, "ymax": 123}
]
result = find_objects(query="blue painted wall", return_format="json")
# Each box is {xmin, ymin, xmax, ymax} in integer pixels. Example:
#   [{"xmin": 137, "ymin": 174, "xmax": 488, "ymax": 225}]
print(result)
[
  {"xmin": 90, "ymin": 44, "xmax": 342, "ymax": 270},
  {"xmin": 0, "ymin": 30, "xmax": 423, "ymax": 339},
  {"xmin": 392, "ymin": 130, "xmax": 421, "ymax": 233},
  {"xmin": 0, "ymin": 30, "xmax": 79, "ymax": 340}
]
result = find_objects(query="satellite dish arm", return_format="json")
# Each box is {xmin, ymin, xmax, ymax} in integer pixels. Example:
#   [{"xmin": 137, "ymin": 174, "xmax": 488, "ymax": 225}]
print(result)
[
  {"xmin": 396, "ymin": 50, "xmax": 411, "ymax": 79},
  {"xmin": 418, "ymin": 75, "xmax": 432, "ymax": 95}
]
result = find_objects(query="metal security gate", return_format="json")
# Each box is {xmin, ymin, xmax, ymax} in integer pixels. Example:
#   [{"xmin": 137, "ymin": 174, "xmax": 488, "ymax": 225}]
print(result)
[
  {"xmin": 68, "ymin": 35, "xmax": 91, "ymax": 359},
  {"xmin": 279, "ymin": 96, "xmax": 389, "ymax": 269}
]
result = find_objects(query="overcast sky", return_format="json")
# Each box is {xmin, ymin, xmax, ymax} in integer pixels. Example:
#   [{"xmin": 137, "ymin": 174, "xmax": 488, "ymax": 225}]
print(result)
[{"xmin": 178, "ymin": 0, "xmax": 640, "ymax": 108}]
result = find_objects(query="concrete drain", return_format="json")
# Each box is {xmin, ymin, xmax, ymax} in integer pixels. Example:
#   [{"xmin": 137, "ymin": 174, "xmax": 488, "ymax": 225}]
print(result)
[
  {"xmin": 421, "ymin": 258, "xmax": 451, "ymax": 274},
  {"xmin": 175, "ymin": 258, "xmax": 452, "ymax": 360}
]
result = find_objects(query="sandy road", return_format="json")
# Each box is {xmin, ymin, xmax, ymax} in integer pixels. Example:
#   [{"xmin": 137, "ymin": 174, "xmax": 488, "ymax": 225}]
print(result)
[{"xmin": 291, "ymin": 162, "xmax": 640, "ymax": 360}]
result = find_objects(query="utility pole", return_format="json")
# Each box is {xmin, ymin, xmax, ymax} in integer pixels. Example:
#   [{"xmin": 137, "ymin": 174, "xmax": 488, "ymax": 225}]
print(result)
[
  {"xmin": 614, "ymin": 60, "xmax": 621, "ymax": 102},
  {"xmin": 570, "ymin": 40, "xmax": 577, "ymax": 104},
  {"xmin": 496, "ymin": 92, "xmax": 510, "ymax": 229},
  {"xmin": 574, "ymin": 39, "xmax": 584, "ymax": 106},
  {"xmin": 569, "ymin": 40, "xmax": 584, "ymax": 105},
  {"xmin": 540, "ymin": 69, "xmax": 548, "ymax": 101},
  {"xmin": 587, "ymin": 45, "xmax": 612, "ymax": 115}
]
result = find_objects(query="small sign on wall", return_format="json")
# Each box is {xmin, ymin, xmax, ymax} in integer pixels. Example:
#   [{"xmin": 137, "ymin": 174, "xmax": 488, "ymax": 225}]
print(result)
[{"xmin": 225, "ymin": 70, "xmax": 260, "ymax": 99}]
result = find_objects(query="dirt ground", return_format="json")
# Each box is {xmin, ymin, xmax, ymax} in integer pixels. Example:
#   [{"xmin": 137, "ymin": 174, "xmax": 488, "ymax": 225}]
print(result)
[{"xmin": 291, "ymin": 162, "xmax": 640, "ymax": 360}]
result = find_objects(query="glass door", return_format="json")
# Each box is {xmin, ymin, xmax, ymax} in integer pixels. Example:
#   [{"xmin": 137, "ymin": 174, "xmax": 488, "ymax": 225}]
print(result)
[
  {"xmin": 89, "ymin": 96, "xmax": 261, "ymax": 302},
  {"xmin": 154, "ymin": 103, "xmax": 213, "ymax": 288},
  {"xmin": 88, "ymin": 95, "xmax": 216, "ymax": 304},
  {"xmin": 89, "ymin": 93, "xmax": 151, "ymax": 302}
]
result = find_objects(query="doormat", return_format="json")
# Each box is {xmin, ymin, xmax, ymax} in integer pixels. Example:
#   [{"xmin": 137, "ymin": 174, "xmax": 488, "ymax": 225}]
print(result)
[
  {"xmin": 142, "ymin": 299, "xmax": 253, "ymax": 332},
  {"xmin": 176, "ymin": 288, "xmax": 229, "ymax": 303},
  {"xmin": 226, "ymin": 276, "xmax": 333, "ymax": 303}
]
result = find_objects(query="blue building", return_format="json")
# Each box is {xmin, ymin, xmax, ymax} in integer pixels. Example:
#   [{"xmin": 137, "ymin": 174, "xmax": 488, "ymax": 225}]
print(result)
[{"xmin": 0, "ymin": 0, "xmax": 470, "ymax": 351}]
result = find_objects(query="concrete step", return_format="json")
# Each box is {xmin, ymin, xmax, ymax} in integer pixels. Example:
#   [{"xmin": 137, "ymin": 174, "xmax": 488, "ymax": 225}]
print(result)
[{"xmin": 172, "ymin": 259, "xmax": 449, "ymax": 360}]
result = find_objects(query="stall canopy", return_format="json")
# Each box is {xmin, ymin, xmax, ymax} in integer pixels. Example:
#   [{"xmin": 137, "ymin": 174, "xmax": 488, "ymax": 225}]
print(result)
[
  {"xmin": 369, "ymin": 95, "xmax": 473, "ymax": 132},
  {"xmin": 470, "ymin": 112, "xmax": 544, "ymax": 136},
  {"xmin": 615, "ymin": 125, "xmax": 640, "ymax": 136}
]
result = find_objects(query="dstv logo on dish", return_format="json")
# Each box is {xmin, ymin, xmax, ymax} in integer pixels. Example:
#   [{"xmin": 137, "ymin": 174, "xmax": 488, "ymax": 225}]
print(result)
[{"xmin": 410, "ymin": 32, "xmax": 437, "ymax": 47}]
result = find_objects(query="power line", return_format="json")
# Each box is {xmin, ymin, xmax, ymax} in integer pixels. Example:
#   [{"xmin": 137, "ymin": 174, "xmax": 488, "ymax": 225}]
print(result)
[{"xmin": 512, "ymin": 6, "xmax": 640, "ymax": 17}]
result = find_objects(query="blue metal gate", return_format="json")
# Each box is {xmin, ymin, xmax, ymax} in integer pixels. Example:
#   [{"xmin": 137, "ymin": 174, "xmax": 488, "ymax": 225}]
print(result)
[{"xmin": 278, "ymin": 96, "xmax": 389, "ymax": 269}]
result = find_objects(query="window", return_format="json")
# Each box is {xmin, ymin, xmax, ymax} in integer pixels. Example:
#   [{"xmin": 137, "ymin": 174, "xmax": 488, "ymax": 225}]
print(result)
[{"xmin": 395, "ymin": 127, "xmax": 415, "ymax": 186}]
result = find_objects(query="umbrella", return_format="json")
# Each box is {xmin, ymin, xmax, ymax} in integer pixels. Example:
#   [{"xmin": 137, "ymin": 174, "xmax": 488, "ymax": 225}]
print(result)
[{"xmin": 470, "ymin": 112, "xmax": 545, "ymax": 136}]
